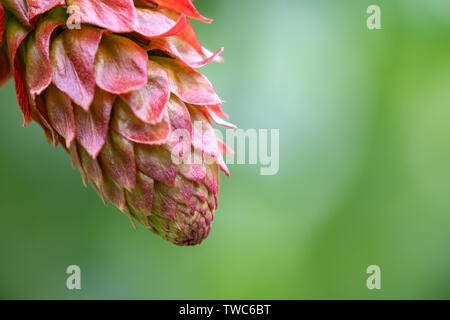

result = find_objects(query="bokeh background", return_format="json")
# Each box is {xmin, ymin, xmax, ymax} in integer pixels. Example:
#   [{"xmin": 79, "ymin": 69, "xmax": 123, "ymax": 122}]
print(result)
[{"xmin": 1, "ymin": 0, "xmax": 450, "ymax": 299}]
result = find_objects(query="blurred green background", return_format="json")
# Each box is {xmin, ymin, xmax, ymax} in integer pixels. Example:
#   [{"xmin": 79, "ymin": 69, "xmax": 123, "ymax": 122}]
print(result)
[{"xmin": 1, "ymin": 0, "xmax": 450, "ymax": 299}]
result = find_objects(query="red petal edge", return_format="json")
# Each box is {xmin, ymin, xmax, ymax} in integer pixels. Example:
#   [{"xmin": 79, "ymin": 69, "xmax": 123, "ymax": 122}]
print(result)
[
  {"xmin": 148, "ymin": 37, "xmax": 223, "ymax": 69},
  {"xmin": 6, "ymin": 15, "xmax": 32, "ymax": 126},
  {"xmin": 152, "ymin": 0, "xmax": 212, "ymax": 23},
  {"xmin": 152, "ymin": 56, "xmax": 222, "ymax": 106}
]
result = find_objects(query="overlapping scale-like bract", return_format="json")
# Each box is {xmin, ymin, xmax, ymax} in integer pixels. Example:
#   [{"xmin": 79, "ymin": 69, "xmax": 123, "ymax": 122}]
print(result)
[{"xmin": 0, "ymin": 0, "xmax": 232, "ymax": 245}]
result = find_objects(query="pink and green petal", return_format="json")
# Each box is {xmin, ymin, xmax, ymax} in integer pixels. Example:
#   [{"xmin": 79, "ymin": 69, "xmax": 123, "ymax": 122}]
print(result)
[
  {"xmin": 164, "ymin": 96, "xmax": 192, "ymax": 157},
  {"xmin": 120, "ymin": 60, "xmax": 170, "ymax": 125},
  {"xmin": 153, "ymin": 56, "xmax": 222, "ymax": 106},
  {"xmin": 32, "ymin": 94, "xmax": 58, "ymax": 146},
  {"xmin": 135, "ymin": 8, "xmax": 187, "ymax": 39},
  {"xmin": 135, "ymin": 145, "xmax": 178, "ymax": 186},
  {"xmin": 157, "ymin": 175, "xmax": 193, "ymax": 207},
  {"xmin": 25, "ymin": 16, "xmax": 64, "ymax": 95},
  {"xmin": 10, "ymin": 56, "xmax": 28, "ymax": 104},
  {"xmin": 148, "ymin": 37, "xmax": 223, "ymax": 69},
  {"xmin": 178, "ymin": 152, "xmax": 207, "ymax": 184},
  {"xmin": 78, "ymin": 145, "xmax": 104, "ymax": 193},
  {"xmin": 95, "ymin": 34, "xmax": 148, "ymax": 95},
  {"xmin": 30, "ymin": 104, "xmax": 54, "ymax": 144},
  {"xmin": 125, "ymin": 171, "xmax": 154, "ymax": 215},
  {"xmin": 188, "ymin": 105, "xmax": 219, "ymax": 158},
  {"xmin": 51, "ymin": 27, "xmax": 103, "ymax": 110},
  {"xmin": 167, "ymin": 95, "xmax": 192, "ymax": 133},
  {"xmin": 66, "ymin": 0, "xmax": 137, "ymax": 33},
  {"xmin": 112, "ymin": 99, "xmax": 171, "ymax": 145},
  {"xmin": 99, "ymin": 131, "xmax": 137, "ymax": 191},
  {"xmin": 103, "ymin": 175, "xmax": 127, "ymax": 212},
  {"xmin": 44, "ymin": 85, "xmax": 76, "ymax": 148},
  {"xmin": 151, "ymin": 188, "xmax": 177, "ymax": 220},
  {"xmin": 74, "ymin": 88, "xmax": 115, "ymax": 158}
]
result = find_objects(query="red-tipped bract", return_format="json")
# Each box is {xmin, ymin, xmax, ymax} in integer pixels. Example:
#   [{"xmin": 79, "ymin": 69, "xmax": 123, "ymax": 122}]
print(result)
[{"xmin": 0, "ymin": 0, "xmax": 232, "ymax": 246}]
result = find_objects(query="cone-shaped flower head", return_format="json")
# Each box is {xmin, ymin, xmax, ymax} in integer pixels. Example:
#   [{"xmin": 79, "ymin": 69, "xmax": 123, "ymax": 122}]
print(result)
[{"xmin": 0, "ymin": 0, "xmax": 234, "ymax": 246}]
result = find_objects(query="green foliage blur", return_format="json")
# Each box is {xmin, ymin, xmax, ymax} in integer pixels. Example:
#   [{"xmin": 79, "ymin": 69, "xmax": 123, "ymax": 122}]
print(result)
[{"xmin": 1, "ymin": 0, "xmax": 450, "ymax": 299}]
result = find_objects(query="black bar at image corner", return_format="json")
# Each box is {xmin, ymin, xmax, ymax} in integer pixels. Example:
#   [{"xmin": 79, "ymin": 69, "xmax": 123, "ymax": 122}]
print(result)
[{"xmin": 0, "ymin": 300, "xmax": 448, "ymax": 317}]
